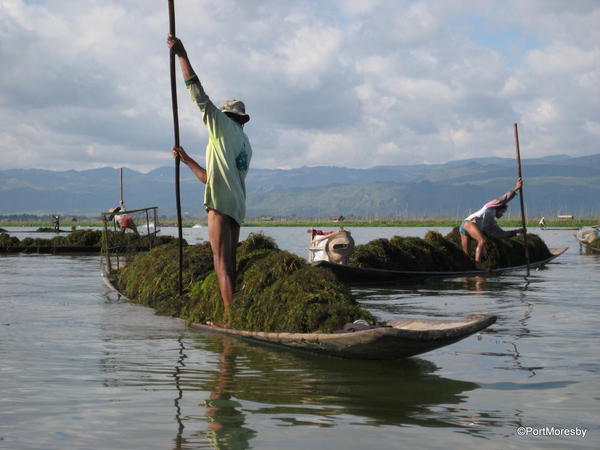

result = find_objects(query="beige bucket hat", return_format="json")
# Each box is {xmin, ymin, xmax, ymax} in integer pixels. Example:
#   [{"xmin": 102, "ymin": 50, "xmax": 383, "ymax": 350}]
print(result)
[
  {"xmin": 221, "ymin": 99, "xmax": 250, "ymax": 124},
  {"xmin": 108, "ymin": 206, "xmax": 121, "ymax": 220}
]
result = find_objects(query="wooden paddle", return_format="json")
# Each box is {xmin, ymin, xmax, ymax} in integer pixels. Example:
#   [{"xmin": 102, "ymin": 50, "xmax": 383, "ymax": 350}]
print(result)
[
  {"xmin": 513, "ymin": 123, "xmax": 530, "ymax": 276},
  {"xmin": 168, "ymin": 0, "xmax": 184, "ymax": 294}
]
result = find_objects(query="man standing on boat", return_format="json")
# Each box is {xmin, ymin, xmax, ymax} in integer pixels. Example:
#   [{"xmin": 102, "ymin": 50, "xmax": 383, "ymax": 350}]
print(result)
[
  {"xmin": 459, "ymin": 178, "xmax": 525, "ymax": 264},
  {"xmin": 168, "ymin": 35, "xmax": 252, "ymax": 314},
  {"xmin": 538, "ymin": 216, "xmax": 546, "ymax": 229},
  {"xmin": 52, "ymin": 215, "xmax": 60, "ymax": 233}
]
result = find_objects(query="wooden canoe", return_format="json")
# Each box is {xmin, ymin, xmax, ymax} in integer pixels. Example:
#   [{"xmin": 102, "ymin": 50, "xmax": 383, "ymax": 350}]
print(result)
[
  {"xmin": 101, "ymin": 265, "xmax": 496, "ymax": 360},
  {"xmin": 312, "ymin": 248, "xmax": 567, "ymax": 284},
  {"xmin": 188, "ymin": 315, "xmax": 496, "ymax": 360},
  {"xmin": 575, "ymin": 237, "xmax": 600, "ymax": 253}
]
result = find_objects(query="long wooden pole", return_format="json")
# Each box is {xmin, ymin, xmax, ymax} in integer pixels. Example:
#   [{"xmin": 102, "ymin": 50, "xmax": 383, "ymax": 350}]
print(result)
[
  {"xmin": 169, "ymin": 0, "xmax": 184, "ymax": 295},
  {"xmin": 120, "ymin": 167, "xmax": 124, "ymax": 207},
  {"xmin": 513, "ymin": 123, "xmax": 530, "ymax": 276}
]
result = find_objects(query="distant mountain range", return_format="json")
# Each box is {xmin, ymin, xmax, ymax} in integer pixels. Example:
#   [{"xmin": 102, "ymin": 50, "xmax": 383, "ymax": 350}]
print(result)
[{"xmin": 1, "ymin": 153, "xmax": 599, "ymax": 219}]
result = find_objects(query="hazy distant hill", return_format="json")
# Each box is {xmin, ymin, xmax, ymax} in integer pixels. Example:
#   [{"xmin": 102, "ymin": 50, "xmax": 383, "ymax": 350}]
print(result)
[{"xmin": 1, "ymin": 154, "xmax": 599, "ymax": 219}]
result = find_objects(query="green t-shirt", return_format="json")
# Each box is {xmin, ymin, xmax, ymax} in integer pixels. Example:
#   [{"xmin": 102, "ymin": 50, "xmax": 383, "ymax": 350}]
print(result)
[{"xmin": 185, "ymin": 75, "xmax": 252, "ymax": 225}]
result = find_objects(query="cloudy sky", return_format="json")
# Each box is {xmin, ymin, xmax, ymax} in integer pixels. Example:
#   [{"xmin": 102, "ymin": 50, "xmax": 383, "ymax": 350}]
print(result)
[{"xmin": 1, "ymin": 0, "xmax": 599, "ymax": 172}]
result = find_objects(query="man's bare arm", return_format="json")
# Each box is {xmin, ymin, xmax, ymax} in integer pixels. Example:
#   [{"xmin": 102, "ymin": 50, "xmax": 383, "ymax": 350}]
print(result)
[{"xmin": 172, "ymin": 146, "xmax": 207, "ymax": 184}]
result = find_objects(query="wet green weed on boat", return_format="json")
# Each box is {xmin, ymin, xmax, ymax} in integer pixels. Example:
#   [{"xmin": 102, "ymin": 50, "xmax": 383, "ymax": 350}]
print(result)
[
  {"xmin": 445, "ymin": 227, "xmax": 552, "ymax": 269},
  {"xmin": 0, "ymin": 230, "xmax": 175, "ymax": 253},
  {"xmin": 350, "ymin": 229, "xmax": 552, "ymax": 271},
  {"xmin": 115, "ymin": 232, "xmax": 374, "ymax": 333}
]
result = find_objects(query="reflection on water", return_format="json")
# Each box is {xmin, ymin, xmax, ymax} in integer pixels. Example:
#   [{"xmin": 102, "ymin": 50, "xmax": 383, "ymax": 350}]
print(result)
[
  {"xmin": 120, "ymin": 329, "xmax": 515, "ymax": 449},
  {"xmin": 94, "ymin": 319, "xmax": 501, "ymax": 449},
  {"xmin": 193, "ymin": 334, "xmax": 480, "ymax": 429},
  {"xmin": 189, "ymin": 338, "xmax": 255, "ymax": 450},
  {"xmin": 173, "ymin": 337, "xmax": 186, "ymax": 448}
]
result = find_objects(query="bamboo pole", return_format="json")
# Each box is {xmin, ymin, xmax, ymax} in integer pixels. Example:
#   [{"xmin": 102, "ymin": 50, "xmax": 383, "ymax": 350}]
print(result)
[
  {"xmin": 513, "ymin": 123, "xmax": 530, "ymax": 276},
  {"xmin": 168, "ymin": 0, "xmax": 184, "ymax": 295},
  {"xmin": 120, "ymin": 167, "xmax": 124, "ymax": 207}
]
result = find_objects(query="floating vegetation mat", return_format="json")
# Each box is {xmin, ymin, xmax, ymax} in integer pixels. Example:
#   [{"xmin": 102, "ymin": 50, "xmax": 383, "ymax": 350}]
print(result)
[
  {"xmin": 0, "ymin": 230, "xmax": 175, "ymax": 253},
  {"xmin": 115, "ymin": 233, "xmax": 375, "ymax": 333},
  {"xmin": 351, "ymin": 229, "xmax": 553, "ymax": 271}
]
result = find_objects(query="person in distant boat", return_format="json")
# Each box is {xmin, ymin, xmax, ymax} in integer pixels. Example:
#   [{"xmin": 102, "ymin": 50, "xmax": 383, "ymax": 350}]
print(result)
[
  {"xmin": 538, "ymin": 216, "xmax": 546, "ymax": 229},
  {"xmin": 168, "ymin": 34, "xmax": 252, "ymax": 314},
  {"xmin": 459, "ymin": 178, "xmax": 525, "ymax": 264},
  {"xmin": 52, "ymin": 215, "xmax": 60, "ymax": 233},
  {"xmin": 108, "ymin": 204, "xmax": 138, "ymax": 235}
]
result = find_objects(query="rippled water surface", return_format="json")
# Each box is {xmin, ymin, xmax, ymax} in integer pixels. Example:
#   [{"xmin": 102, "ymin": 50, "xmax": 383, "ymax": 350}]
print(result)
[{"xmin": 1, "ymin": 227, "xmax": 598, "ymax": 449}]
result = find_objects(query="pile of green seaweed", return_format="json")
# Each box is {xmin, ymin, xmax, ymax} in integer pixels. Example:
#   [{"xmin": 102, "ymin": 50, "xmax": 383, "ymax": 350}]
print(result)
[
  {"xmin": 0, "ymin": 230, "xmax": 175, "ymax": 253},
  {"xmin": 350, "ymin": 229, "xmax": 553, "ymax": 271},
  {"xmin": 350, "ymin": 231, "xmax": 477, "ymax": 272},
  {"xmin": 445, "ymin": 228, "xmax": 553, "ymax": 269},
  {"xmin": 115, "ymin": 233, "xmax": 375, "ymax": 333}
]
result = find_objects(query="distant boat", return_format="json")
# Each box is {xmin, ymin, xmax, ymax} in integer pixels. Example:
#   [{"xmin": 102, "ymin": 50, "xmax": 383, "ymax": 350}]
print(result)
[
  {"xmin": 575, "ymin": 229, "xmax": 600, "ymax": 253},
  {"xmin": 192, "ymin": 224, "xmax": 203, "ymax": 229},
  {"xmin": 313, "ymin": 248, "xmax": 567, "ymax": 284}
]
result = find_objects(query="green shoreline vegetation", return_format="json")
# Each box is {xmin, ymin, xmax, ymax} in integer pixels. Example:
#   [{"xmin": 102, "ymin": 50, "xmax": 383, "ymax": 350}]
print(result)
[{"xmin": 0, "ymin": 217, "xmax": 597, "ymax": 228}]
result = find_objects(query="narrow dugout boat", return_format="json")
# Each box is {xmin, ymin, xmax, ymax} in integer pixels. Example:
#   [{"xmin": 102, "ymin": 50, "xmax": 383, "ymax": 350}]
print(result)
[
  {"xmin": 580, "ymin": 243, "xmax": 600, "ymax": 253},
  {"xmin": 574, "ymin": 229, "xmax": 600, "ymax": 253},
  {"xmin": 575, "ymin": 238, "xmax": 600, "ymax": 253},
  {"xmin": 312, "ymin": 247, "xmax": 567, "ymax": 284},
  {"xmin": 188, "ymin": 315, "xmax": 496, "ymax": 359},
  {"xmin": 101, "ymin": 266, "xmax": 496, "ymax": 360}
]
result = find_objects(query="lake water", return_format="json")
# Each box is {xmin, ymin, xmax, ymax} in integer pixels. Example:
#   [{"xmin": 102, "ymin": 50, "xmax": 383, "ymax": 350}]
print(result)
[{"xmin": 0, "ymin": 226, "xmax": 598, "ymax": 449}]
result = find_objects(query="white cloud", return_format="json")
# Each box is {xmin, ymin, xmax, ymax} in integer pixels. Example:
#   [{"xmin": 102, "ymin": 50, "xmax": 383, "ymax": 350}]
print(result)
[
  {"xmin": 527, "ymin": 44, "xmax": 598, "ymax": 75},
  {"xmin": 0, "ymin": 0, "xmax": 598, "ymax": 172},
  {"xmin": 393, "ymin": 2, "xmax": 441, "ymax": 44},
  {"xmin": 522, "ymin": 100, "xmax": 560, "ymax": 127}
]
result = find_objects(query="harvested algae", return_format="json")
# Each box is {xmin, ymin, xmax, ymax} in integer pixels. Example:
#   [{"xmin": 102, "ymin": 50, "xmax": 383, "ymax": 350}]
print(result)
[
  {"xmin": 350, "ymin": 231, "xmax": 477, "ymax": 271},
  {"xmin": 0, "ymin": 229, "xmax": 175, "ymax": 253},
  {"xmin": 115, "ymin": 233, "xmax": 375, "ymax": 333},
  {"xmin": 350, "ymin": 230, "xmax": 553, "ymax": 271},
  {"xmin": 0, "ymin": 229, "xmax": 105, "ymax": 252},
  {"xmin": 445, "ymin": 227, "xmax": 553, "ymax": 269}
]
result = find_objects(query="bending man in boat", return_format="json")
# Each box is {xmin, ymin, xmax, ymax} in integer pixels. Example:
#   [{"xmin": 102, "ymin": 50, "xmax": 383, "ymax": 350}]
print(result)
[
  {"xmin": 168, "ymin": 35, "xmax": 252, "ymax": 313},
  {"xmin": 108, "ymin": 204, "xmax": 138, "ymax": 235},
  {"xmin": 459, "ymin": 178, "xmax": 524, "ymax": 263}
]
